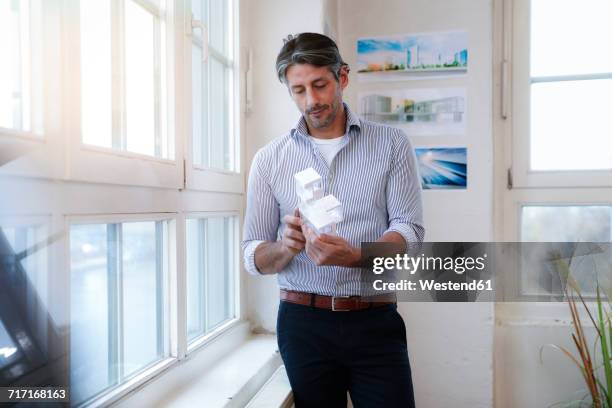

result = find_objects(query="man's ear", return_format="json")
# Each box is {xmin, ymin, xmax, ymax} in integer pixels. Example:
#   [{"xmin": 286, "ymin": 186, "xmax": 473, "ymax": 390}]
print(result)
[{"xmin": 339, "ymin": 65, "xmax": 350, "ymax": 90}]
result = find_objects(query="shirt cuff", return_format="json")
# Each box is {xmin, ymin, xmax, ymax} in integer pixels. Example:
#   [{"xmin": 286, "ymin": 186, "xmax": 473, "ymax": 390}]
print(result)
[
  {"xmin": 243, "ymin": 240, "xmax": 266, "ymax": 276},
  {"xmin": 384, "ymin": 223, "xmax": 423, "ymax": 254}
]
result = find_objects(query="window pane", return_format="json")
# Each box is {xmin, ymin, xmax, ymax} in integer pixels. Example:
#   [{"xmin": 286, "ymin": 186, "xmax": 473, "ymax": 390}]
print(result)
[
  {"xmin": 521, "ymin": 206, "xmax": 612, "ymax": 242},
  {"xmin": 70, "ymin": 224, "xmax": 111, "ymax": 404},
  {"xmin": 209, "ymin": 0, "xmax": 229, "ymax": 57},
  {"xmin": 530, "ymin": 79, "xmax": 612, "ymax": 171},
  {"xmin": 192, "ymin": 0, "xmax": 208, "ymax": 28},
  {"xmin": 122, "ymin": 221, "xmax": 165, "ymax": 378},
  {"xmin": 80, "ymin": 0, "xmax": 112, "ymax": 148},
  {"xmin": 0, "ymin": 223, "xmax": 49, "ymax": 381},
  {"xmin": 192, "ymin": 45, "xmax": 209, "ymax": 167},
  {"xmin": 186, "ymin": 219, "xmax": 204, "ymax": 342},
  {"xmin": 210, "ymin": 58, "xmax": 231, "ymax": 170},
  {"xmin": 125, "ymin": 0, "xmax": 156, "ymax": 157},
  {"xmin": 205, "ymin": 217, "xmax": 235, "ymax": 330},
  {"xmin": 0, "ymin": 320, "xmax": 21, "ymax": 370},
  {"xmin": 79, "ymin": 0, "xmax": 169, "ymax": 159},
  {"xmin": 186, "ymin": 216, "xmax": 236, "ymax": 343},
  {"xmin": 191, "ymin": 1, "xmax": 235, "ymax": 172},
  {"xmin": 531, "ymin": 0, "xmax": 612, "ymax": 77},
  {"xmin": 0, "ymin": 0, "xmax": 30, "ymax": 131},
  {"xmin": 70, "ymin": 220, "xmax": 168, "ymax": 404},
  {"xmin": 1, "ymin": 224, "xmax": 49, "ymax": 312},
  {"xmin": 520, "ymin": 206, "xmax": 612, "ymax": 296}
]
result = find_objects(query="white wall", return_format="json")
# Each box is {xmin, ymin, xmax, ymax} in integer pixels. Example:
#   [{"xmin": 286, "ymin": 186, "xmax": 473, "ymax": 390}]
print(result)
[
  {"xmin": 337, "ymin": 0, "xmax": 494, "ymax": 407},
  {"xmin": 495, "ymin": 313, "xmax": 598, "ymax": 408}
]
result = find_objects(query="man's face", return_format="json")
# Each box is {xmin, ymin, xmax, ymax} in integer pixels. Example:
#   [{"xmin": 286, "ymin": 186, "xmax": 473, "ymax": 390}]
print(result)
[{"xmin": 285, "ymin": 63, "xmax": 348, "ymax": 130}]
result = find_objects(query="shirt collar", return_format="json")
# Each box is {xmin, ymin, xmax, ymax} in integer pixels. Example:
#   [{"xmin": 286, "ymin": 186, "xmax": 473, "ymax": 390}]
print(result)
[{"xmin": 291, "ymin": 103, "xmax": 361, "ymax": 139}]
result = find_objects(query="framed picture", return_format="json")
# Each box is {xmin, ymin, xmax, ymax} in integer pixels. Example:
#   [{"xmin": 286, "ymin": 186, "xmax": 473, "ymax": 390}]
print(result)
[
  {"xmin": 359, "ymin": 87, "xmax": 466, "ymax": 136},
  {"xmin": 357, "ymin": 31, "xmax": 468, "ymax": 81},
  {"xmin": 415, "ymin": 147, "xmax": 467, "ymax": 190}
]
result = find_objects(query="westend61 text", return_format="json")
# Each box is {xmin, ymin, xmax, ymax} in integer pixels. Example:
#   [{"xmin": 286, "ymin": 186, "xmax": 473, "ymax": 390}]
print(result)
[{"xmin": 373, "ymin": 279, "xmax": 493, "ymax": 292}]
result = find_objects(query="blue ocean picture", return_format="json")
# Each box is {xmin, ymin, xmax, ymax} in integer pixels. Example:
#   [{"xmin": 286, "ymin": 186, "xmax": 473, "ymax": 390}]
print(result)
[{"xmin": 415, "ymin": 148, "xmax": 467, "ymax": 189}]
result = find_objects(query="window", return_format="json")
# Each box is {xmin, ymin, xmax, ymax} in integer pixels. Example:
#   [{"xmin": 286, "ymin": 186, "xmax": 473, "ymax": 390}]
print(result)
[
  {"xmin": 1, "ymin": 0, "xmax": 244, "ymax": 404},
  {"xmin": 0, "ymin": 321, "xmax": 21, "ymax": 371},
  {"xmin": 521, "ymin": 205, "xmax": 612, "ymax": 243},
  {"xmin": 529, "ymin": 0, "xmax": 612, "ymax": 172},
  {"xmin": 191, "ymin": 0, "xmax": 237, "ymax": 171},
  {"xmin": 0, "ymin": 0, "xmax": 43, "ymax": 135},
  {"xmin": 499, "ymin": 0, "xmax": 612, "ymax": 299},
  {"xmin": 510, "ymin": 0, "xmax": 612, "ymax": 188},
  {"xmin": 0, "ymin": 220, "xmax": 51, "ymax": 383},
  {"xmin": 186, "ymin": 215, "xmax": 237, "ymax": 345},
  {"xmin": 69, "ymin": 220, "xmax": 170, "ymax": 405},
  {"xmin": 79, "ymin": 0, "xmax": 171, "ymax": 159},
  {"xmin": 519, "ymin": 206, "xmax": 612, "ymax": 296}
]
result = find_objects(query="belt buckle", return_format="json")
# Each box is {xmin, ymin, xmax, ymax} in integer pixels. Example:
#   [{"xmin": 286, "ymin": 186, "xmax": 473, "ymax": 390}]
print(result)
[{"xmin": 331, "ymin": 295, "xmax": 351, "ymax": 312}]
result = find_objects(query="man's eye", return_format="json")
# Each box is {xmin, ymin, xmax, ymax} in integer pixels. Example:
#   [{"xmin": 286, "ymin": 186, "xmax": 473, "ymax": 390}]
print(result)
[
  {"xmin": 314, "ymin": 84, "xmax": 326, "ymax": 89},
  {"xmin": 293, "ymin": 89, "xmax": 304, "ymax": 94}
]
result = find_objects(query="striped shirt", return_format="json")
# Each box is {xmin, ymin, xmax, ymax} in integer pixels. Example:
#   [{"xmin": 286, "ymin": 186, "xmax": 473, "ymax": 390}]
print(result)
[{"xmin": 241, "ymin": 103, "xmax": 425, "ymax": 296}]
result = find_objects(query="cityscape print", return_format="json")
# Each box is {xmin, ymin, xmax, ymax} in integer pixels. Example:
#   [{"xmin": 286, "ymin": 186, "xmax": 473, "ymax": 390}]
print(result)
[
  {"xmin": 357, "ymin": 31, "xmax": 468, "ymax": 79},
  {"xmin": 359, "ymin": 88, "xmax": 466, "ymax": 136}
]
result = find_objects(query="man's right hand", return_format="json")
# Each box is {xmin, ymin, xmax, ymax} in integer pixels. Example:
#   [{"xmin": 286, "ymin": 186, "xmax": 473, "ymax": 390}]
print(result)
[
  {"xmin": 254, "ymin": 209, "xmax": 305, "ymax": 274},
  {"xmin": 281, "ymin": 209, "xmax": 306, "ymax": 255}
]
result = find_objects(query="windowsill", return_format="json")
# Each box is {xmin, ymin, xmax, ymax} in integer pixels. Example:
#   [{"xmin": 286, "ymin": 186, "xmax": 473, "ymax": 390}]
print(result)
[
  {"xmin": 78, "ymin": 143, "xmax": 177, "ymax": 165},
  {"xmin": 496, "ymin": 302, "xmax": 595, "ymax": 326},
  {"xmin": 245, "ymin": 366, "xmax": 293, "ymax": 408},
  {"xmin": 112, "ymin": 322, "xmax": 282, "ymax": 407}
]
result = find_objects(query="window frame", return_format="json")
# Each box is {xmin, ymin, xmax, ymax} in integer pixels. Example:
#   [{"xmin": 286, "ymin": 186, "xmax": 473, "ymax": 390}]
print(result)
[
  {"xmin": 66, "ymin": 213, "xmax": 177, "ymax": 406},
  {"xmin": 494, "ymin": 0, "xmax": 612, "ymax": 320},
  {"xmin": 184, "ymin": 210, "xmax": 240, "ymax": 351},
  {"xmin": 510, "ymin": 0, "xmax": 612, "ymax": 189},
  {"xmin": 63, "ymin": 0, "xmax": 183, "ymax": 189},
  {"xmin": 0, "ymin": 0, "xmax": 63, "ymax": 181},
  {"xmin": 0, "ymin": 0, "xmax": 247, "ymax": 404},
  {"xmin": 183, "ymin": 0, "xmax": 244, "ymax": 194}
]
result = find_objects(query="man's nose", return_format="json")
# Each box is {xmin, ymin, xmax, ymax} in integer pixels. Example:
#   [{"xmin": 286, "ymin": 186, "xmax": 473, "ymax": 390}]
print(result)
[{"xmin": 305, "ymin": 88, "xmax": 320, "ymax": 108}]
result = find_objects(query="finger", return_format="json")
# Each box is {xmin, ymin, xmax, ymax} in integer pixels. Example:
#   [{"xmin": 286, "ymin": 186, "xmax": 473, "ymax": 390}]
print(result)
[
  {"xmin": 311, "ymin": 237, "xmax": 335, "ymax": 253},
  {"xmin": 303, "ymin": 226, "xmax": 315, "ymax": 242},
  {"xmin": 305, "ymin": 242, "xmax": 322, "ymax": 263},
  {"xmin": 285, "ymin": 229, "xmax": 306, "ymax": 243},
  {"xmin": 305, "ymin": 230, "xmax": 323, "ymax": 247},
  {"xmin": 283, "ymin": 214, "xmax": 303, "ymax": 229},
  {"xmin": 284, "ymin": 237, "xmax": 305, "ymax": 251},
  {"xmin": 317, "ymin": 233, "xmax": 343, "ymax": 244}
]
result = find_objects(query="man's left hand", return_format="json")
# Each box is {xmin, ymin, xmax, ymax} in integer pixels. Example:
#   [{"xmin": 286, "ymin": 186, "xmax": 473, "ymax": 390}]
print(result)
[{"xmin": 303, "ymin": 226, "xmax": 361, "ymax": 267}]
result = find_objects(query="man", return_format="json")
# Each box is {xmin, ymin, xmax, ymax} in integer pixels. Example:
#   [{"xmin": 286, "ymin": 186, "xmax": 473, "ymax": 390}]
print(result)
[{"xmin": 242, "ymin": 32, "xmax": 424, "ymax": 407}]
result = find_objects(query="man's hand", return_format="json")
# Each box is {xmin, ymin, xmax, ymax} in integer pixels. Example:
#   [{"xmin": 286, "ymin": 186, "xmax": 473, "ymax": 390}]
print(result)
[
  {"xmin": 281, "ymin": 209, "xmax": 306, "ymax": 255},
  {"xmin": 254, "ymin": 209, "xmax": 305, "ymax": 274},
  {"xmin": 303, "ymin": 226, "xmax": 361, "ymax": 267}
]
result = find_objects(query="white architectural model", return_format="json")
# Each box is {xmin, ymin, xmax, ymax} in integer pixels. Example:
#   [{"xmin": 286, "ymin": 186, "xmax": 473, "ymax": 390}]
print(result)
[{"xmin": 294, "ymin": 168, "xmax": 343, "ymax": 235}]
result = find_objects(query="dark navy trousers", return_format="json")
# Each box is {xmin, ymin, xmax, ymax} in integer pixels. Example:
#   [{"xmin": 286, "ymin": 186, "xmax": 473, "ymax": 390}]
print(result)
[{"xmin": 276, "ymin": 301, "xmax": 416, "ymax": 408}]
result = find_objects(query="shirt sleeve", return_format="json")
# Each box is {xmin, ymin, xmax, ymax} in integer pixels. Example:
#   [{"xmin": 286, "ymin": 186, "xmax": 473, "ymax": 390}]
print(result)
[
  {"xmin": 384, "ymin": 131, "xmax": 425, "ymax": 252},
  {"xmin": 241, "ymin": 149, "xmax": 280, "ymax": 276}
]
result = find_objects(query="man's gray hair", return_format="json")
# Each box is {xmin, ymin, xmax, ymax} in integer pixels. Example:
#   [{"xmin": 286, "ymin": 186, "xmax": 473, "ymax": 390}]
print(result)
[{"xmin": 276, "ymin": 32, "xmax": 349, "ymax": 84}]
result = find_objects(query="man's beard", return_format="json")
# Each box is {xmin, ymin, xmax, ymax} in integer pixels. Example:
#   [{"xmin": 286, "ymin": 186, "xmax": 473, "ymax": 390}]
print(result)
[{"xmin": 304, "ymin": 94, "xmax": 341, "ymax": 130}]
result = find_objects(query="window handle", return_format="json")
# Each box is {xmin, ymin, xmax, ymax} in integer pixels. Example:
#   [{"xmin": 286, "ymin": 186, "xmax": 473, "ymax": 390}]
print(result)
[{"xmin": 190, "ymin": 14, "xmax": 208, "ymax": 63}]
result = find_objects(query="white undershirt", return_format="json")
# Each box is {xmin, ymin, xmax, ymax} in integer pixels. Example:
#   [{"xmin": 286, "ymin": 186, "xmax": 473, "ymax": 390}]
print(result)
[{"xmin": 309, "ymin": 135, "xmax": 346, "ymax": 167}]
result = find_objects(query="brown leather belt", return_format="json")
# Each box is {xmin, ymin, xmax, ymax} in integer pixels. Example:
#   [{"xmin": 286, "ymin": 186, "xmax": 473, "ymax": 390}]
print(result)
[{"xmin": 280, "ymin": 289, "xmax": 397, "ymax": 311}]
